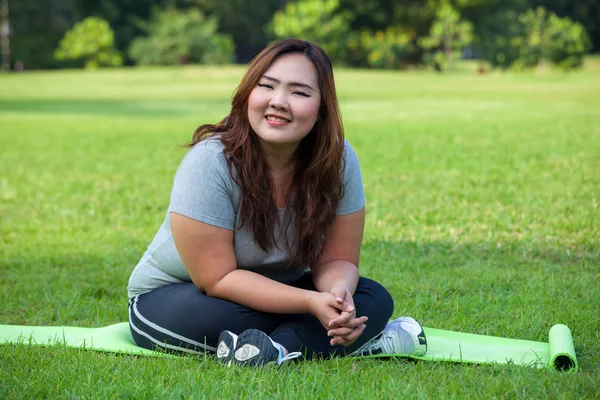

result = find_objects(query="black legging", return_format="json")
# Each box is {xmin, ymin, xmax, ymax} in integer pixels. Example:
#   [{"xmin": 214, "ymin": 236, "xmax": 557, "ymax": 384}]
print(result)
[{"xmin": 128, "ymin": 272, "xmax": 394, "ymax": 360}]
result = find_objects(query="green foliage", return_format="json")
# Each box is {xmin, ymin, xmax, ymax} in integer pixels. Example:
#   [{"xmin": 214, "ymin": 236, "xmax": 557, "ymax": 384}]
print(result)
[
  {"xmin": 359, "ymin": 28, "xmax": 413, "ymax": 69},
  {"xmin": 512, "ymin": 7, "xmax": 551, "ymax": 71},
  {"xmin": 482, "ymin": 6, "xmax": 591, "ymax": 72},
  {"xmin": 544, "ymin": 14, "xmax": 592, "ymax": 71},
  {"xmin": 418, "ymin": 2, "xmax": 474, "ymax": 71},
  {"xmin": 54, "ymin": 17, "xmax": 122, "ymax": 70},
  {"xmin": 128, "ymin": 8, "xmax": 235, "ymax": 66},
  {"xmin": 195, "ymin": 0, "xmax": 286, "ymax": 63},
  {"xmin": 477, "ymin": 8, "xmax": 525, "ymax": 69},
  {"xmin": 9, "ymin": 0, "xmax": 74, "ymax": 69},
  {"xmin": 515, "ymin": 7, "xmax": 591, "ymax": 71},
  {"xmin": 8, "ymin": 0, "xmax": 600, "ymax": 69},
  {"xmin": 268, "ymin": 0, "xmax": 352, "ymax": 64},
  {"xmin": 339, "ymin": 0, "xmax": 485, "ymax": 66}
]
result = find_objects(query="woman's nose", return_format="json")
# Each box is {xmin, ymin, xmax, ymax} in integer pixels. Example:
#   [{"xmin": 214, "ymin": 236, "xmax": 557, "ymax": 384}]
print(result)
[{"xmin": 269, "ymin": 90, "xmax": 288, "ymax": 110}]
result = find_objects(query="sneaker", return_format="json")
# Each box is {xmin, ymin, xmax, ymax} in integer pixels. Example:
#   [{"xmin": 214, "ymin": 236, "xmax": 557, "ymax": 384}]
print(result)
[
  {"xmin": 353, "ymin": 316, "xmax": 427, "ymax": 357},
  {"xmin": 232, "ymin": 329, "xmax": 302, "ymax": 366},
  {"xmin": 216, "ymin": 330, "xmax": 238, "ymax": 366}
]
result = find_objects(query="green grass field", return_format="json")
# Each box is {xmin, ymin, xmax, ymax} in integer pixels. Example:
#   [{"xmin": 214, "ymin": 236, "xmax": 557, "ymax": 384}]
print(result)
[{"xmin": 1, "ymin": 63, "xmax": 599, "ymax": 398}]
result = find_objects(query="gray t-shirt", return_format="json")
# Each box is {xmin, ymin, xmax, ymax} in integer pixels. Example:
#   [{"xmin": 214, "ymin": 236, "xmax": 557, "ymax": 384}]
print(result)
[{"xmin": 127, "ymin": 138, "xmax": 365, "ymax": 297}]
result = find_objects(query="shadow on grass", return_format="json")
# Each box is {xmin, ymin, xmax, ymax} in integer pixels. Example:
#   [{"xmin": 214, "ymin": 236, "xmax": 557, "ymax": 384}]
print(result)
[
  {"xmin": 361, "ymin": 239, "xmax": 598, "ymax": 271},
  {"xmin": 3, "ymin": 239, "xmax": 597, "ymax": 285},
  {"xmin": 0, "ymin": 99, "xmax": 229, "ymax": 118}
]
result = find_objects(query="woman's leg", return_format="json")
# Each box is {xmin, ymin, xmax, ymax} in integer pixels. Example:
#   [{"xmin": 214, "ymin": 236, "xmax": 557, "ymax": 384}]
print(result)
[
  {"xmin": 128, "ymin": 282, "xmax": 282, "ymax": 354},
  {"xmin": 269, "ymin": 273, "xmax": 394, "ymax": 359}
]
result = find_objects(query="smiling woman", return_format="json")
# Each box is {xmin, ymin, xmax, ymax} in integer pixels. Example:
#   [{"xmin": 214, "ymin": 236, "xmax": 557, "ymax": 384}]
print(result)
[
  {"xmin": 126, "ymin": 39, "xmax": 427, "ymax": 367},
  {"xmin": 248, "ymin": 53, "xmax": 321, "ymax": 156}
]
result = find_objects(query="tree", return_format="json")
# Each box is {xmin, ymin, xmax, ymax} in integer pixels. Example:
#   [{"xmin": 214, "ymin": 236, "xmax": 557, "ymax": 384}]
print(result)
[
  {"xmin": 419, "ymin": 2, "xmax": 474, "ymax": 71},
  {"xmin": 531, "ymin": 0, "xmax": 600, "ymax": 52},
  {"xmin": 1, "ymin": 0, "xmax": 9, "ymax": 70},
  {"xmin": 475, "ymin": 5, "xmax": 591, "ymax": 71},
  {"xmin": 268, "ymin": 0, "xmax": 352, "ymax": 64},
  {"xmin": 513, "ymin": 7, "xmax": 591, "ymax": 71},
  {"xmin": 54, "ymin": 17, "xmax": 122, "ymax": 69},
  {"xmin": 7, "ymin": 0, "xmax": 600, "ymax": 70},
  {"xmin": 359, "ymin": 27, "xmax": 413, "ymax": 69},
  {"xmin": 9, "ymin": 0, "xmax": 79, "ymax": 69},
  {"xmin": 194, "ymin": 0, "xmax": 286, "ymax": 62},
  {"xmin": 338, "ymin": 0, "xmax": 491, "ymax": 66},
  {"xmin": 338, "ymin": 0, "xmax": 434, "ymax": 65},
  {"xmin": 128, "ymin": 8, "xmax": 234, "ymax": 66},
  {"xmin": 545, "ymin": 13, "xmax": 591, "ymax": 70},
  {"xmin": 8, "ymin": 0, "xmax": 191, "ymax": 69}
]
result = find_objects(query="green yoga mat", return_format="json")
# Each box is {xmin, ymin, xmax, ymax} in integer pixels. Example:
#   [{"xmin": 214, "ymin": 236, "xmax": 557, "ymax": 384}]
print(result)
[
  {"xmin": 0, "ymin": 322, "xmax": 578, "ymax": 373},
  {"xmin": 372, "ymin": 324, "xmax": 578, "ymax": 373}
]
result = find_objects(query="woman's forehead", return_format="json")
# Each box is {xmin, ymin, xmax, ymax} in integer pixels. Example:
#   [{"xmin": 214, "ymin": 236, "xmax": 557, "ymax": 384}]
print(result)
[{"xmin": 263, "ymin": 53, "xmax": 319, "ymax": 88}]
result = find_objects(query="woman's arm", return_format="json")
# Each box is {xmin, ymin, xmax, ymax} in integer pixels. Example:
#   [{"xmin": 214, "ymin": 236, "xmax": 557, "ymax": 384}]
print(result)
[
  {"xmin": 311, "ymin": 208, "xmax": 367, "ymax": 346},
  {"xmin": 170, "ymin": 212, "xmax": 341, "ymax": 316},
  {"xmin": 311, "ymin": 207, "xmax": 365, "ymax": 294}
]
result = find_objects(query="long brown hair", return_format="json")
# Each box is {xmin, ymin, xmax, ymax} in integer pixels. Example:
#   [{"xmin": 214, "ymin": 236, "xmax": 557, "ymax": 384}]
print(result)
[{"xmin": 188, "ymin": 39, "xmax": 345, "ymax": 268}]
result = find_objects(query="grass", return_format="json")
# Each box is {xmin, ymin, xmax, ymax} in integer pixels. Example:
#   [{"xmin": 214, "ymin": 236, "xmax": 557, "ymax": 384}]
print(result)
[{"xmin": 1, "ymin": 62, "xmax": 599, "ymax": 398}]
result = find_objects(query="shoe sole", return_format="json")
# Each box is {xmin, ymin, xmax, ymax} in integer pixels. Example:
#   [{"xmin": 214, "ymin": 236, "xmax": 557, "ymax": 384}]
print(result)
[
  {"xmin": 216, "ymin": 330, "xmax": 237, "ymax": 365},
  {"xmin": 233, "ymin": 329, "xmax": 279, "ymax": 366}
]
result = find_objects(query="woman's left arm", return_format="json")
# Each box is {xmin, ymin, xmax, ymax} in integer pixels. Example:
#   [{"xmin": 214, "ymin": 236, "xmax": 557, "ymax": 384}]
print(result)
[
  {"xmin": 312, "ymin": 207, "xmax": 367, "ymax": 346},
  {"xmin": 311, "ymin": 207, "xmax": 365, "ymax": 294}
]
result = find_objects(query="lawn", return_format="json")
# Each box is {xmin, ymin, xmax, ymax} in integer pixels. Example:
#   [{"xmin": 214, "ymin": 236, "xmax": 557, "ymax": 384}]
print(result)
[{"xmin": 0, "ymin": 63, "xmax": 599, "ymax": 398}]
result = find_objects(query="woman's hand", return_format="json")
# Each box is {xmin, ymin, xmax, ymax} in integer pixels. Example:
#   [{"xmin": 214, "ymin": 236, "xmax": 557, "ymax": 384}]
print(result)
[
  {"xmin": 326, "ymin": 286, "xmax": 368, "ymax": 347},
  {"xmin": 307, "ymin": 291, "xmax": 350, "ymax": 332}
]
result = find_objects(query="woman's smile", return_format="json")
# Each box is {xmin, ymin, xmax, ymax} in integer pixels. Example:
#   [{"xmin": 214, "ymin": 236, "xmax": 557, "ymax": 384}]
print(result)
[{"xmin": 265, "ymin": 114, "xmax": 291, "ymax": 126}]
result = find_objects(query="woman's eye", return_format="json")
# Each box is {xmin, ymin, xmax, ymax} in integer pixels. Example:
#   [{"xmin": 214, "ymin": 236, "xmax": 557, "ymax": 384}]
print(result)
[
  {"xmin": 293, "ymin": 91, "xmax": 310, "ymax": 97},
  {"xmin": 257, "ymin": 83, "xmax": 273, "ymax": 89}
]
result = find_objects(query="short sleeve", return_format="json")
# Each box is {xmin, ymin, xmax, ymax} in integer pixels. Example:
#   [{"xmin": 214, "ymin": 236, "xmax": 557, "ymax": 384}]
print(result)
[
  {"xmin": 336, "ymin": 141, "xmax": 366, "ymax": 215},
  {"xmin": 168, "ymin": 140, "xmax": 236, "ymax": 230}
]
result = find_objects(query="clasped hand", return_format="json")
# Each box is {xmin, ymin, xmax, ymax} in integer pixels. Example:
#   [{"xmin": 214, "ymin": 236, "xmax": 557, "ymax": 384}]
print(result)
[{"xmin": 310, "ymin": 286, "xmax": 368, "ymax": 347}]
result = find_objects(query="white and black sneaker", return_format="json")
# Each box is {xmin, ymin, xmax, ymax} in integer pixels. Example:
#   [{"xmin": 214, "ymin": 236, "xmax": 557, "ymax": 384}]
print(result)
[
  {"xmin": 216, "ymin": 330, "xmax": 238, "ymax": 366},
  {"xmin": 352, "ymin": 316, "xmax": 428, "ymax": 357},
  {"xmin": 232, "ymin": 329, "xmax": 302, "ymax": 367}
]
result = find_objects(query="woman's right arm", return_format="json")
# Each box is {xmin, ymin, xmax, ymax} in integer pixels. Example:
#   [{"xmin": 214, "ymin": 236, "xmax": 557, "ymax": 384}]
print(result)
[{"xmin": 170, "ymin": 212, "xmax": 344, "ymax": 318}]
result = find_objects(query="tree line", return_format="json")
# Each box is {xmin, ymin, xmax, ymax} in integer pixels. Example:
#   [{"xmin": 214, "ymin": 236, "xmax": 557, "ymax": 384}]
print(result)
[{"xmin": 4, "ymin": 0, "xmax": 598, "ymax": 71}]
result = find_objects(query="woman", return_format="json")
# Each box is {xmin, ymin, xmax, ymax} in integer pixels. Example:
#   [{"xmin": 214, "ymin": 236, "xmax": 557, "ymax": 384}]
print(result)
[{"xmin": 127, "ymin": 39, "xmax": 427, "ymax": 366}]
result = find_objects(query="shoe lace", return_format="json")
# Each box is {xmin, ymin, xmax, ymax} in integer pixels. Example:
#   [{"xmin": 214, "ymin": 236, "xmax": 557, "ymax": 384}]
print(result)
[
  {"xmin": 278, "ymin": 351, "xmax": 302, "ymax": 365},
  {"xmin": 378, "ymin": 331, "xmax": 398, "ymax": 353}
]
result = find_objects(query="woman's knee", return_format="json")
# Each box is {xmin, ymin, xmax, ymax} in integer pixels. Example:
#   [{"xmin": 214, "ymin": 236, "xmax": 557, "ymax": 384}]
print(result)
[{"xmin": 356, "ymin": 277, "xmax": 394, "ymax": 322}]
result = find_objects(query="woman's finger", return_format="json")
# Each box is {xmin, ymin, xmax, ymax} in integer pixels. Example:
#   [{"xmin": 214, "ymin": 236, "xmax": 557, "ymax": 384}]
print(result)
[
  {"xmin": 325, "ymin": 296, "xmax": 350, "ymax": 312},
  {"xmin": 329, "ymin": 324, "xmax": 366, "ymax": 347},
  {"xmin": 328, "ymin": 311, "xmax": 352, "ymax": 327},
  {"xmin": 340, "ymin": 324, "xmax": 366, "ymax": 347},
  {"xmin": 337, "ymin": 300, "xmax": 354, "ymax": 313},
  {"xmin": 329, "ymin": 315, "xmax": 367, "ymax": 329},
  {"xmin": 327, "ymin": 326, "xmax": 354, "ymax": 337},
  {"xmin": 328, "ymin": 316, "xmax": 367, "ymax": 338}
]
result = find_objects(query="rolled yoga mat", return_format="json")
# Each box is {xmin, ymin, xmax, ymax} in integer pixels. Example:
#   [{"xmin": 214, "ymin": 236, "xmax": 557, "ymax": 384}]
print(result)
[
  {"xmin": 0, "ymin": 322, "xmax": 578, "ymax": 373},
  {"xmin": 370, "ymin": 324, "xmax": 579, "ymax": 373}
]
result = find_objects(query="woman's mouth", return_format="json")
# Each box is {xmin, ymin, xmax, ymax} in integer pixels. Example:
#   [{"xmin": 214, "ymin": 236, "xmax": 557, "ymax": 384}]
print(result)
[{"xmin": 265, "ymin": 115, "xmax": 290, "ymax": 126}]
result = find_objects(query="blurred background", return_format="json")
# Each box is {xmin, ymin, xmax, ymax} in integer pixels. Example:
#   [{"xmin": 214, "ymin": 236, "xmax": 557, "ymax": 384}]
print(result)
[{"xmin": 1, "ymin": 0, "xmax": 598, "ymax": 73}]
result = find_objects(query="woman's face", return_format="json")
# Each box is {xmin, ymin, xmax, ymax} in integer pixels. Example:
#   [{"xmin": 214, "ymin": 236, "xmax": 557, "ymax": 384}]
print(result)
[{"xmin": 247, "ymin": 53, "xmax": 321, "ymax": 155}]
